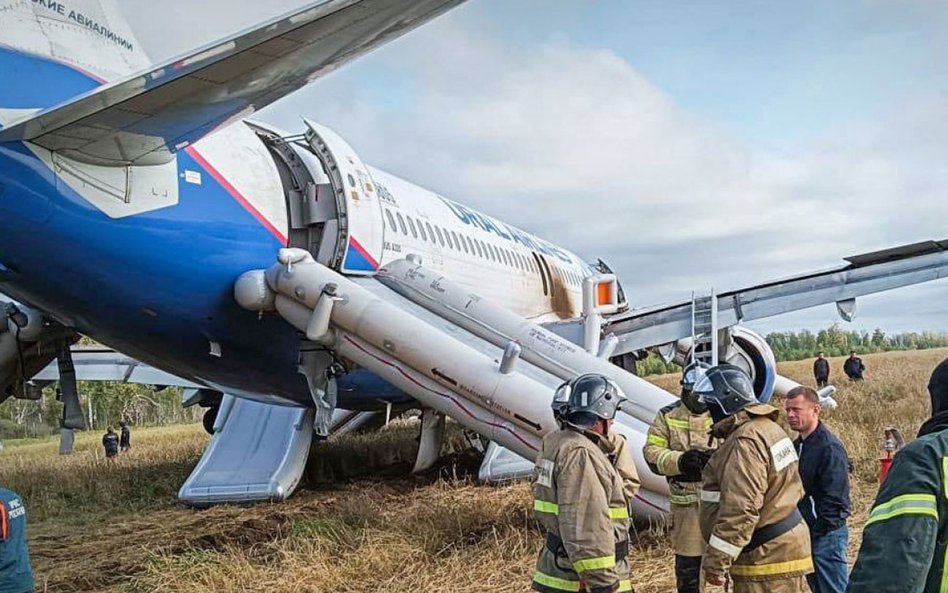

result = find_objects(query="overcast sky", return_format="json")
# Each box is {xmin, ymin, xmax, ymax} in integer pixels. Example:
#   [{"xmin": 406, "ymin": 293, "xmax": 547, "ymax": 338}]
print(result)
[{"xmin": 123, "ymin": 0, "xmax": 948, "ymax": 336}]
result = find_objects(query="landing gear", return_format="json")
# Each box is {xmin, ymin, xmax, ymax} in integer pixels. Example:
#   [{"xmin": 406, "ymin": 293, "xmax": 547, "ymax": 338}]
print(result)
[{"xmin": 203, "ymin": 405, "xmax": 219, "ymax": 435}]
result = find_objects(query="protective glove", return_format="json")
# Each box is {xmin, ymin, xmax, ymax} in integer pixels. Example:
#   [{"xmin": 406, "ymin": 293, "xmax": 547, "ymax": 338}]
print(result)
[{"xmin": 678, "ymin": 449, "xmax": 712, "ymax": 480}]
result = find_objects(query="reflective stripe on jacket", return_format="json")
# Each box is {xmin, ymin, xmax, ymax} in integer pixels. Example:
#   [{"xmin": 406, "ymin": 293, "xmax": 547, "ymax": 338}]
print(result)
[
  {"xmin": 699, "ymin": 403, "xmax": 813, "ymax": 582},
  {"xmin": 532, "ymin": 428, "xmax": 632, "ymax": 593},
  {"xmin": 642, "ymin": 401, "xmax": 716, "ymax": 556},
  {"xmin": 848, "ymin": 428, "xmax": 948, "ymax": 593}
]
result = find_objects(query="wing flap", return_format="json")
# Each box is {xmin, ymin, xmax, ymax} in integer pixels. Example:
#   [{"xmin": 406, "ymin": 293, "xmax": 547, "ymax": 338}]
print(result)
[
  {"xmin": 606, "ymin": 239, "xmax": 948, "ymax": 354},
  {"xmin": 0, "ymin": 0, "xmax": 465, "ymax": 165}
]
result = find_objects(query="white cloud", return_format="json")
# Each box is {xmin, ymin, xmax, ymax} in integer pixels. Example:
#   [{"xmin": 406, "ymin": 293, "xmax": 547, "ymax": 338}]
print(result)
[
  {"xmin": 292, "ymin": 22, "xmax": 948, "ymax": 326},
  {"xmin": 123, "ymin": 2, "xmax": 948, "ymax": 330}
]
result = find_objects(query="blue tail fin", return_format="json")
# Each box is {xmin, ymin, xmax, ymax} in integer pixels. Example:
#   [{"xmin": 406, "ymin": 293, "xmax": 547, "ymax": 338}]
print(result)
[{"xmin": 0, "ymin": 0, "xmax": 149, "ymax": 127}]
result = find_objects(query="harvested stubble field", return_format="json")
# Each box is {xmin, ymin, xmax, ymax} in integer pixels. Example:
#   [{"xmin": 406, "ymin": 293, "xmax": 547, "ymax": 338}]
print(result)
[{"xmin": 1, "ymin": 347, "xmax": 945, "ymax": 593}]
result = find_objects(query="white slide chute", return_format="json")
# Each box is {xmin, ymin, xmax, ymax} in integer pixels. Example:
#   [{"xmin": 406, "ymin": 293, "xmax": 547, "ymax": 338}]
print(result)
[{"xmin": 238, "ymin": 249, "xmax": 675, "ymax": 518}]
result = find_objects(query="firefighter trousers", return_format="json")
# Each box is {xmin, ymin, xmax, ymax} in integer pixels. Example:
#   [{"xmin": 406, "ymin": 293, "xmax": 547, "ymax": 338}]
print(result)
[{"xmin": 732, "ymin": 575, "xmax": 808, "ymax": 593}]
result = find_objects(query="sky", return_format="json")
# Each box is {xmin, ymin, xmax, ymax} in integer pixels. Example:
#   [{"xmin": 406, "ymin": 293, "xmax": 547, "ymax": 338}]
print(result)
[{"xmin": 122, "ymin": 0, "xmax": 948, "ymax": 336}]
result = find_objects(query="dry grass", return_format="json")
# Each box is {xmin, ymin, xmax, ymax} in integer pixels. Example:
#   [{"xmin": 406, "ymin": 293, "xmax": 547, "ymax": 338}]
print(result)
[{"xmin": 1, "ymin": 348, "xmax": 946, "ymax": 593}]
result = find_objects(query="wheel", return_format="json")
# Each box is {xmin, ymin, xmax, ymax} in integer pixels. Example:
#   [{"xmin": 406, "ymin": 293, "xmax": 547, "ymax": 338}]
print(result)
[{"xmin": 202, "ymin": 405, "xmax": 219, "ymax": 435}]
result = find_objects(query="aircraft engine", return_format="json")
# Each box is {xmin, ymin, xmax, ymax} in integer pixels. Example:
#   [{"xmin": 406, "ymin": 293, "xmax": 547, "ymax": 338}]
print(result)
[
  {"xmin": 657, "ymin": 327, "xmax": 777, "ymax": 402},
  {"xmin": 719, "ymin": 327, "xmax": 777, "ymax": 402}
]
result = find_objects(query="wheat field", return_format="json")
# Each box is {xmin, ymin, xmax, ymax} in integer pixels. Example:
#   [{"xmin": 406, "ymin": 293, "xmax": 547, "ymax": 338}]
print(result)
[{"xmin": 1, "ymin": 347, "xmax": 945, "ymax": 593}]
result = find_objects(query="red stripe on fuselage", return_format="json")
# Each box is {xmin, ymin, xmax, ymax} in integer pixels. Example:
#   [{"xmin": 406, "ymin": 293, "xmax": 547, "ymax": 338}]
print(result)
[
  {"xmin": 348, "ymin": 236, "xmax": 379, "ymax": 269},
  {"xmin": 185, "ymin": 146, "xmax": 288, "ymax": 246}
]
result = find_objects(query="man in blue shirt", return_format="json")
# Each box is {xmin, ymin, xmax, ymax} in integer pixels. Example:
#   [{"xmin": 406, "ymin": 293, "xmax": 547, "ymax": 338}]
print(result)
[
  {"xmin": 785, "ymin": 386, "xmax": 851, "ymax": 593},
  {"xmin": 0, "ymin": 488, "xmax": 33, "ymax": 593}
]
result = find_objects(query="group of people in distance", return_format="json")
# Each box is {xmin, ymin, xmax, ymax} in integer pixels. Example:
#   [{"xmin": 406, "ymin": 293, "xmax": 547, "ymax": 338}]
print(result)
[
  {"xmin": 813, "ymin": 351, "xmax": 865, "ymax": 387},
  {"xmin": 102, "ymin": 421, "xmax": 131, "ymax": 459}
]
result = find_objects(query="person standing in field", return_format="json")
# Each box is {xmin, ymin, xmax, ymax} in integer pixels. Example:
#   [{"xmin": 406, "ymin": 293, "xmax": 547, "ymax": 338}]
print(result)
[
  {"xmin": 785, "ymin": 387, "xmax": 851, "ymax": 593},
  {"xmin": 119, "ymin": 420, "xmax": 131, "ymax": 453},
  {"xmin": 532, "ymin": 374, "xmax": 634, "ymax": 593},
  {"xmin": 0, "ymin": 487, "xmax": 34, "ymax": 593},
  {"xmin": 696, "ymin": 364, "xmax": 813, "ymax": 593},
  {"xmin": 843, "ymin": 352, "xmax": 864, "ymax": 381},
  {"xmin": 102, "ymin": 427, "xmax": 119, "ymax": 459},
  {"xmin": 643, "ymin": 361, "xmax": 717, "ymax": 593},
  {"xmin": 813, "ymin": 353, "xmax": 830, "ymax": 389},
  {"xmin": 847, "ymin": 358, "xmax": 948, "ymax": 592}
]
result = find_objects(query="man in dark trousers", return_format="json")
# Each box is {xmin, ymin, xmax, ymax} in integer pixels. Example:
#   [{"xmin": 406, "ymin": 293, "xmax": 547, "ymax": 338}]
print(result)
[
  {"xmin": 119, "ymin": 420, "xmax": 131, "ymax": 453},
  {"xmin": 0, "ymin": 487, "xmax": 34, "ymax": 593},
  {"xmin": 843, "ymin": 351, "xmax": 865, "ymax": 381},
  {"xmin": 102, "ymin": 427, "xmax": 119, "ymax": 459},
  {"xmin": 848, "ymin": 358, "xmax": 948, "ymax": 592},
  {"xmin": 786, "ymin": 387, "xmax": 851, "ymax": 593},
  {"xmin": 813, "ymin": 353, "xmax": 830, "ymax": 388}
]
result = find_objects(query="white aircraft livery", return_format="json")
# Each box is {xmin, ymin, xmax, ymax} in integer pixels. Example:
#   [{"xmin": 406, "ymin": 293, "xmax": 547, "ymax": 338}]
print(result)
[{"xmin": 0, "ymin": 0, "xmax": 945, "ymax": 514}]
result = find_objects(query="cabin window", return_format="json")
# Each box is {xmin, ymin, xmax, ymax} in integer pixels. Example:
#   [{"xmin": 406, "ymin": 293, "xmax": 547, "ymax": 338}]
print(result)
[
  {"xmin": 406, "ymin": 216, "xmax": 418, "ymax": 239},
  {"xmin": 425, "ymin": 222, "xmax": 436, "ymax": 243},
  {"xmin": 475, "ymin": 240, "xmax": 484, "ymax": 258},
  {"xmin": 385, "ymin": 209, "xmax": 397, "ymax": 232},
  {"xmin": 444, "ymin": 229, "xmax": 454, "ymax": 249},
  {"xmin": 450, "ymin": 231, "xmax": 461, "ymax": 251},
  {"xmin": 418, "ymin": 220, "xmax": 428, "ymax": 241},
  {"xmin": 434, "ymin": 225, "xmax": 445, "ymax": 246},
  {"xmin": 396, "ymin": 213, "xmax": 407, "ymax": 235}
]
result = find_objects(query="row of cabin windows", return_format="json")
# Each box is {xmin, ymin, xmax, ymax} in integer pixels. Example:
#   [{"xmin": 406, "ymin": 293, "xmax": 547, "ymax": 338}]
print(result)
[{"xmin": 383, "ymin": 208, "xmax": 587, "ymax": 288}]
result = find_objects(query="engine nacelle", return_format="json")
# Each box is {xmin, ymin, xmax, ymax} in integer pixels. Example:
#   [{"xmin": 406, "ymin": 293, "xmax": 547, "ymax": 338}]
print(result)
[
  {"xmin": 721, "ymin": 327, "xmax": 777, "ymax": 402},
  {"xmin": 657, "ymin": 327, "xmax": 777, "ymax": 401}
]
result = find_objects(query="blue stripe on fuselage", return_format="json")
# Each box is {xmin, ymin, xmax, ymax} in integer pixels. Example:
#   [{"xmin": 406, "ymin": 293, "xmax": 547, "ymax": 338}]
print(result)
[
  {"xmin": 0, "ymin": 140, "xmax": 311, "ymax": 401},
  {"xmin": 0, "ymin": 45, "xmax": 101, "ymax": 110},
  {"xmin": 0, "ymin": 48, "xmax": 407, "ymax": 409}
]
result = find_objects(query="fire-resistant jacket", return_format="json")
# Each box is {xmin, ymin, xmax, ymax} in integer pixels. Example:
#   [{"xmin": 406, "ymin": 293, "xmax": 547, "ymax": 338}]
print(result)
[
  {"xmin": 643, "ymin": 401, "xmax": 716, "ymax": 556},
  {"xmin": 532, "ymin": 428, "xmax": 633, "ymax": 593},
  {"xmin": 847, "ymin": 425, "xmax": 948, "ymax": 592},
  {"xmin": 699, "ymin": 403, "xmax": 813, "ymax": 583},
  {"xmin": 600, "ymin": 430, "xmax": 641, "ymax": 504}
]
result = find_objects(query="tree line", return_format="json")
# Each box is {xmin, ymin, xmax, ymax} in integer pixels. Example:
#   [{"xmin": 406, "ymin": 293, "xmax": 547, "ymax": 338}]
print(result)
[
  {"xmin": 764, "ymin": 324, "xmax": 948, "ymax": 361},
  {"xmin": 0, "ymin": 382, "xmax": 201, "ymax": 440},
  {"xmin": 3, "ymin": 323, "xmax": 946, "ymax": 438},
  {"xmin": 635, "ymin": 324, "xmax": 948, "ymax": 377}
]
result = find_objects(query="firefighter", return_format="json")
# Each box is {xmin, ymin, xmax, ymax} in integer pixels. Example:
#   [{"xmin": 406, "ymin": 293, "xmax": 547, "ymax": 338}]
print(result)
[
  {"xmin": 695, "ymin": 364, "xmax": 813, "ymax": 593},
  {"xmin": 553, "ymin": 379, "xmax": 641, "ymax": 505},
  {"xmin": 533, "ymin": 374, "xmax": 634, "ymax": 593},
  {"xmin": 847, "ymin": 358, "xmax": 948, "ymax": 592},
  {"xmin": 643, "ymin": 361, "xmax": 717, "ymax": 593}
]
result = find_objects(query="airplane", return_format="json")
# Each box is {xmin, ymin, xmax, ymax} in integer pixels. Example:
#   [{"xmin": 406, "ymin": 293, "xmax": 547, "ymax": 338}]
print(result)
[{"xmin": 0, "ymin": 0, "xmax": 946, "ymax": 515}]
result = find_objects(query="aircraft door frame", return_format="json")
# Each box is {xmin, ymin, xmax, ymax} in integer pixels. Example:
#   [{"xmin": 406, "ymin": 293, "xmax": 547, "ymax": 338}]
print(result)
[{"xmin": 303, "ymin": 120, "xmax": 384, "ymax": 275}]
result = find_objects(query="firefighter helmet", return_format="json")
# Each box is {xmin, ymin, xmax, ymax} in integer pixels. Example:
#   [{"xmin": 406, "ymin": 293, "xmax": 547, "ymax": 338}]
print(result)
[
  {"xmin": 554, "ymin": 374, "xmax": 627, "ymax": 428},
  {"xmin": 693, "ymin": 364, "xmax": 758, "ymax": 424}
]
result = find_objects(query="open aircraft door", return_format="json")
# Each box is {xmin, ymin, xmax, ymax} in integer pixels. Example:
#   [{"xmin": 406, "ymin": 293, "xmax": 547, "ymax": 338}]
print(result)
[{"xmin": 303, "ymin": 120, "xmax": 384, "ymax": 275}]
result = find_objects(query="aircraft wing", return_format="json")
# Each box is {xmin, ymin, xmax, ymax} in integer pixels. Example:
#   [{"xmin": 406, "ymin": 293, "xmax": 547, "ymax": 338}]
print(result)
[
  {"xmin": 0, "ymin": 0, "xmax": 465, "ymax": 166},
  {"xmin": 606, "ymin": 239, "xmax": 948, "ymax": 355},
  {"xmin": 32, "ymin": 346, "xmax": 202, "ymax": 387}
]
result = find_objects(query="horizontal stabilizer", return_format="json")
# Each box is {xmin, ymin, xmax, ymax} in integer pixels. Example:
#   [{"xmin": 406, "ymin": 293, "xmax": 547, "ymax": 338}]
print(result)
[
  {"xmin": 33, "ymin": 346, "xmax": 201, "ymax": 387},
  {"xmin": 0, "ymin": 0, "xmax": 464, "ymax": 165}
]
